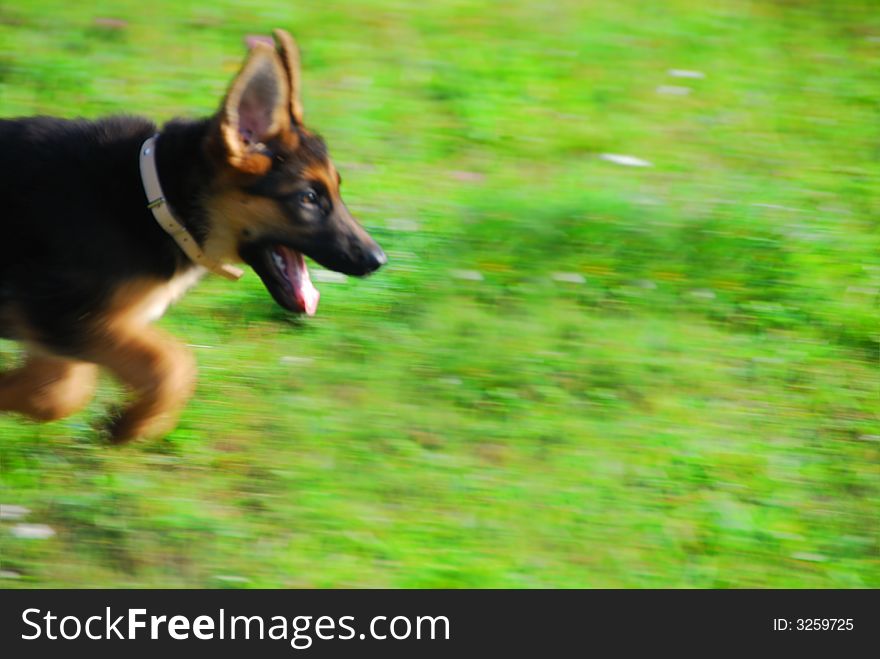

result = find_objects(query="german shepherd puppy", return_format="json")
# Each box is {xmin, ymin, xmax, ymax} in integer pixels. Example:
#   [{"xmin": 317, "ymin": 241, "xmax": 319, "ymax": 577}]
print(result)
[{"xmin": 0, "ymin": 30, "xmax": 385, "ymax": 442}]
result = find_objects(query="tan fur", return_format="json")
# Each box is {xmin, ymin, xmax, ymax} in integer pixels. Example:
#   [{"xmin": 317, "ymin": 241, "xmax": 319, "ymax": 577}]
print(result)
[
  {"xmin": 87, "ymin": 326, "xmax": 196, "ymax": 443},
  {"xmin": 1, "ymin": 273, "xmax": 202, "ymax": 441},
  {"xmin": 302, "ymin": 162, "xmax": 340, "ymax": 198},
  {"xmin": 220, "ymin": 42, "xmax": 290, "ymax": 174},
  {"xmin": 0, "ymin": 354, "xmax": 98, "ymax": 422},
  {"xmin": 110, "ymin": 268, "xmax": 206, "ymax": 327},
  {"xmin": 202, "ymin": 189, "xmax": 300, "ymax": 264},
  {"xmin": 81, "ymin": 278, "xmax": 199, "ymax": 441},
  {"xmin": 273, "ymin": 29, "xmax": 304, "ymax": 124}
]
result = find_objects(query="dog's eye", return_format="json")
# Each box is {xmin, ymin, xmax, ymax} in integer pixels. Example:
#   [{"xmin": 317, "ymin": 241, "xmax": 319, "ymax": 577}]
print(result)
[{"xmin": 298, "ymin": 189, "xmax": 319, "ymax": 207}]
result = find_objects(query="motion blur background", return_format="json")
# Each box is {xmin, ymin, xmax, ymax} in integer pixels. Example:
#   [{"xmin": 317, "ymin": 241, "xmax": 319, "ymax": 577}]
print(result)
[{"xmin": 0, "ymin": 0, "xmax": 877, "ymax": 587}]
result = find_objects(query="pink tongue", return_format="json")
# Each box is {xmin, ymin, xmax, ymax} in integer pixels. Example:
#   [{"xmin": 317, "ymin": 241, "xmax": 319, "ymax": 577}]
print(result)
[
  {"xmin": 297, "ymin": 263, "xmax": 320, "ymax": 316},
  {"xmin": 279, "ymin": 247, "xmax": 320, "ymax": 316}
]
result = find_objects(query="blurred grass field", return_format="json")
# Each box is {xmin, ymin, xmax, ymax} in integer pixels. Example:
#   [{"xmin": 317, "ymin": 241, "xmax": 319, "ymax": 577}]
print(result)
[{"xmin": 1, "ymin": 0, "xmax": 878, "ymax": 587}]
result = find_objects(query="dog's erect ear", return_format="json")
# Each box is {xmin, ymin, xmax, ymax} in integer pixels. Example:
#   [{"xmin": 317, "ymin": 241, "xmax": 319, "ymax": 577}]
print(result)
[
  {"xmin": 218, "ymin": 42, "xmax": 290, "ymax": 175},
  {"xmin": 272, "ymin": 29, "xmax": 304, "ymax": 125}
]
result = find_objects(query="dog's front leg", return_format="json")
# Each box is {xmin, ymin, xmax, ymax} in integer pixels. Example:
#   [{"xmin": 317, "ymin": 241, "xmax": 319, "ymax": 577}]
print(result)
[{"xmin": 86, "ymin": 327, "xmax": 196, "ymax": 443}]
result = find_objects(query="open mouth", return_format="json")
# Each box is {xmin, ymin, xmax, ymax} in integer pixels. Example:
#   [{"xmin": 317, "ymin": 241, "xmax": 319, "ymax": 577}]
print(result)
[
  {"xmin": 241, "ymin": 232, "xmax": 384, "ymax": 315},
  {"xmin": 266, "ymin": 245, "xmax": 320, "ymax": 315}
]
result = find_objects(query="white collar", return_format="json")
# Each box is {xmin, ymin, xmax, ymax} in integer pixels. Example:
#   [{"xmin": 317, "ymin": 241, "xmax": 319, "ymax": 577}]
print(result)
[{"xmin": 139, "ymin": 135, "xmax": 243, "ymax": 281}]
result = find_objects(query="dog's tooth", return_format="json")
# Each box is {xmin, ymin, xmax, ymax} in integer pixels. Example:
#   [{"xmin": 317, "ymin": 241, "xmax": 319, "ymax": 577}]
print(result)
[{"xmin": 272, "ymin": 251, "xmax": 292, "ymax": 284}]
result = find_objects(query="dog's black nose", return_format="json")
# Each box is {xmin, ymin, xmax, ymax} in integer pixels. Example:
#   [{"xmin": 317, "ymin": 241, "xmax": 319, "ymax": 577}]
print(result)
[{"xmin": 366, "ymin": 246, "xmax": 387, "ymax": 271}]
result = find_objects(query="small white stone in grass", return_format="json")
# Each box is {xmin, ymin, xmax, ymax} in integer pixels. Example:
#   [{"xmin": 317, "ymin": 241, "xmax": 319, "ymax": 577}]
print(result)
[
  {"xmin": 551, "ymin": 272, "xmax": 586, "ymax": 284},
  {"xmin": 450, "ymin": 170, "xmax": 485, "ymax": 183},
  {"xmin": 846, "ymin": 286, "xmax": 878, "ymax": 296},
  {"xmin": 688, "ymin": 288, "xmax": 716, "ymax": 301},
  {"xmin": 386, "ymin": 218, "xmax": 420, "ymax": 232},
  {"xmin": 451, "ymin": 269, "xmax": 484, "ymax": 281},
  {"xmin": 858, "ymin": 434, "xmax": 880, "ymax": 443},
  {"xmin": 668, "ymin": 69, "xmax": 705, "ymax": 79},
  {"xmin": 311, "ymin": 270, "xmax": 348, "ymax": 284},
  {"xmin": 752, "ymin": 203, "xmax": 801, "ymax": 212},
  {"xmin": 656, "ymin": 85, "xmax": 691, "ymax": 96},
  {"xmin": 599, "ymin": 154, "xmax": 653, "ymax": 167},
  {"xmin": 752, "ymin": 356, "xmax": 784, "ymax": 365},
  {"xmin": 0, "ymin": 570, "xmax": 21, "ymax": 579},
  {"xmin": 11, "ymin": 523, "xmax": 55, "ymax": 540},
  {"xmin": 280, "ymin": 355, "xmax": 314, "ymax": 366},
  {"xmin": 337, "ymin": 161, "xmax": 376, "ymax": 172},
  {"xmin": 94, "ymin": 17, "xmax": 128, "ymax": 30},
  {"xmin": 0, "ymin": 504, "xmax": 30, "ymax": 520},
  {"xmin": 214, "ymin": 575, "xmax": 250, "ymax": 583},
  {"xmin": 791, "ymin": 552, "xmax": 827, "ymax": 563}
]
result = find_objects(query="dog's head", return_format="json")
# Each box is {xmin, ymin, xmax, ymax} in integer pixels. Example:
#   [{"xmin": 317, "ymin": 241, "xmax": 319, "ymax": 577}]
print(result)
[{"xmin": 202, "ymin": 30, "xmax": 385, "ymax": 315}]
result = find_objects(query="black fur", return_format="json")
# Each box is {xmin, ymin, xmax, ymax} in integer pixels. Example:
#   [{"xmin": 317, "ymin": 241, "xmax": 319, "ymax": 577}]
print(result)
[{"xmin": 0, "ymin": 116, "xmax": 210, "ymax": 351}]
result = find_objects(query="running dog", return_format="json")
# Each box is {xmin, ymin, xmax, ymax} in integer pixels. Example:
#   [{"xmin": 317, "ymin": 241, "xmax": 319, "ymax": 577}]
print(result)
[{"xmin": 0, "ymin": 30, "xmax": 385, "ymax": 442}]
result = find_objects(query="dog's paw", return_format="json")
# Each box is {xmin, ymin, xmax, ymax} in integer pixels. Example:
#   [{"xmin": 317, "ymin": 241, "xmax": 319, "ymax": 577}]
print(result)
[
  {"xmin": 107, "ymin": 418, "xmax": 139, "ymax": 444},
  {"xmin": 94, "ymin": 407, "xmax": 130, "ymax": 444},
  {"xmin": 96, "ymin": 407, "xmax": 142, "ymax": 444},
  {"xmin": 99, "ymin": 407, "xmax": 175, "ymax": 444}
]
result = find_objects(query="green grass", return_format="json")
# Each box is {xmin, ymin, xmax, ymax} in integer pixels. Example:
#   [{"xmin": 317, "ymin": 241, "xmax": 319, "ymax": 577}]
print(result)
[{"xmin": 1, "ymin": 0, "xmax": 878, "ymax": 587}]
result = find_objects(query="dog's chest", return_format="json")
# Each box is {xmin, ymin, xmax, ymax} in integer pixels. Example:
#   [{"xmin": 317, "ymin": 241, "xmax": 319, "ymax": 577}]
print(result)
[{"xmin": 135, "ymin": 267, "xmax": 206, "ymax": 325}]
